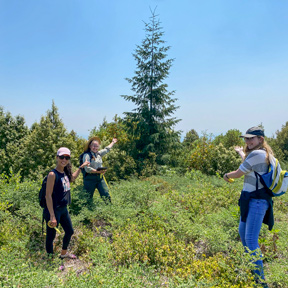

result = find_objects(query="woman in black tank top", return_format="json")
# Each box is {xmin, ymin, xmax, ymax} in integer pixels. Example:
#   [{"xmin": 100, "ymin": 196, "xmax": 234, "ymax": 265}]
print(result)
[{"xmin": 44, "ymin": 147, "xmax": 89, "ymax": 259}]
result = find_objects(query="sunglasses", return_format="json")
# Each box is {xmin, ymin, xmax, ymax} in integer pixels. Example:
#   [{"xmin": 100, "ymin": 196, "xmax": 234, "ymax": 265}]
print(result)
[{"xmin": 58, "ymin": 155, "xmax": 71, "ymax": 160}]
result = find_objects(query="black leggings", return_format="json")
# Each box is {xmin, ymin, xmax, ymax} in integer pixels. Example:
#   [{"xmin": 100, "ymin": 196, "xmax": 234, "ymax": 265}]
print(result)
[{"xmin": 43, "ymin": 206, "xmax": 74, "ymax": 254}]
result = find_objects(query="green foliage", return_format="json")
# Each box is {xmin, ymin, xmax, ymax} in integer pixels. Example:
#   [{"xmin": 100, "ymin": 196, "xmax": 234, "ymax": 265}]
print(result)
[
  {"xmin": 274, "ymin": 121, "xmax": 288, "ymax": 161},
  {"xmin": 111, "ymin": 224, "xmax": 196, "ymax": 272},
  {"xmin": 209, "ymin": 143, "xmax": 242, "ymax": 176},
  {"xmin": 182, "ymin": 129, "xmax": 199, "ymax": 147},
  {"xmin": 19, "ymin": 101, "xmax": 80, "ymax": 180},
  {"xmin": 184, "ymin": 134, "xmax": 214, "ymax": 173},
  {"xmin": 266, "ymin": 136, "xmax": 285, "ymax": 163},
  {"xmin": 121, "ymin": 10, "xmax": 180, "ymax": 165},
  {"xmin": 1, "ymin": 81, "xmax": 288, "ymax": 287},
  {"xmin": 214, "ymin": 129, "xmax": 244, "ymax": 149},
  {"xmin": 104, "ymin": 148, "xmax": 138, "ymax": 181},
  {"xmin": 0, "ymin": 107, "xmax": 29, "ymax": 177},
  {"xmin": 185, "ymin": 134, "xmax": 241, "ymax": 176},
  {"xmin": 1, "ymin": 171, "xmax": 288, "ymax": 287}
]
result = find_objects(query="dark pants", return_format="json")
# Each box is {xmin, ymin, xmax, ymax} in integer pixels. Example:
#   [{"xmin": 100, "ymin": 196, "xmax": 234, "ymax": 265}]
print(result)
[
  {"xmin": 83, "ymin": 174, "xmax": 111, "ymax": 203},
  {"xmin": 43, "ymin": 206, "xmax": 74, "ymax": 254}
]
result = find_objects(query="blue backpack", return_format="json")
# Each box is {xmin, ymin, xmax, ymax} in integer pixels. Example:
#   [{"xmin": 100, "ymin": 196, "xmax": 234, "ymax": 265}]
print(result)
[{"xmin": 255, "ymin": 157, "xmax": 288, "ymax": 197}]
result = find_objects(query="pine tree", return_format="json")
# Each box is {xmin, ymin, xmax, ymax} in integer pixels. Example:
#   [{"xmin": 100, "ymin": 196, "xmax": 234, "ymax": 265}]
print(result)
[
  {"xmin": 122, "ymin": 9, "xmax": 180, "ymax": 164},
  {"xmin": 183, "ymin": 129, "xmax": 199, "ymax": 147}
]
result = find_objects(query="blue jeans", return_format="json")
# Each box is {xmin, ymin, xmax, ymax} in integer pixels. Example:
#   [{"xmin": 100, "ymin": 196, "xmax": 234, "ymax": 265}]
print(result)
[{"xmin": 239, "ymin": 198, "xmax": 269, "ymax": 282}]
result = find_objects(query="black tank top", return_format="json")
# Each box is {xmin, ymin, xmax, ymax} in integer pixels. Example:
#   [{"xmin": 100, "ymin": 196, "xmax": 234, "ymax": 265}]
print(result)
[{"xmin": 52, "ymin": 169, "xmax": 71, "ymax": 208}]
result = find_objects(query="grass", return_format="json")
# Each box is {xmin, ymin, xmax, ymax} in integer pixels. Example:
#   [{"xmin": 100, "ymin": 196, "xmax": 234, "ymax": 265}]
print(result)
[{"xmin": 0, "ymin": 170, "xmax": 288, "ymax": 287}]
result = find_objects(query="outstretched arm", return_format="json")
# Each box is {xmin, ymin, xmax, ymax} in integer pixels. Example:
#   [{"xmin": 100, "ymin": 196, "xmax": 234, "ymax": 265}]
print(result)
[
  {"xmin": 223, "ymin": 168, "xmax": 245, "ymax": 183},
  {"xmin": 234, "ymin": 146, "xmax": 245, "ymax": 161},
  {"xmin": 107, "ymin": 138, "xmax": 117, "ymax": 149},
  {"xmin": 71, "ymin": 161, "xmax": 90, "ymax": 182}
]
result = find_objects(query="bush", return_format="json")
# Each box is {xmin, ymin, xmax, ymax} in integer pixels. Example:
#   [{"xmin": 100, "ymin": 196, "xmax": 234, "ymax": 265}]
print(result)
[
  {"xmin": 188, "ymin": 137, "xmax": 241, "ymax": 176},
  {"xmin": 101, "ymin": 147, "xmax": 138, "ymax": 181}
]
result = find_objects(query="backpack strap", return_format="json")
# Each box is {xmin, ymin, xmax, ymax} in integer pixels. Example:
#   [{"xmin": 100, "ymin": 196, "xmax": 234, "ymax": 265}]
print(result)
[
  {"xmin": 254, "ymin": 171, "xmax": 260, "ymax": 192},
  {"xmin": 255, "ymin": 171, "xmax": 274, "ymax": 197},
  {"xmin": 255, "ymin": 171, "xmax": 269, "ymax": 190},
  {"xmin": 42, "ymin": 211, "xmax": 45, "ymax": 235},
  {"xmin": 82, "ymin": 151, "xmax": 93, "ymax": 178},
  {"xmin": 87, "ymin": 151, "xmax": 93, "ymax": 161}
]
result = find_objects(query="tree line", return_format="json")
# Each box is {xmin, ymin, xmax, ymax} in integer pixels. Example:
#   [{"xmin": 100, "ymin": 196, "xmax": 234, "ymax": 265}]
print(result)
[{"xmin": 1, "ymin": 103, "xmax": 288, "ymax": 182}]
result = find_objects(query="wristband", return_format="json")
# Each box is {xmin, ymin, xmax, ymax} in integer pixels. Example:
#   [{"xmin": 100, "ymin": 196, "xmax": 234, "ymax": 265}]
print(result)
[{"xmin": 225, "ymin": 174, "xmax": 234, "ymax": 183}]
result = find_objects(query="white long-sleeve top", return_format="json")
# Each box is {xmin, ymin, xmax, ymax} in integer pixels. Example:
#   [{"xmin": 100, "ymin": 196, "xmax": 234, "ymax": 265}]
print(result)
[{"xmin": 83, "ymin": 147, "xmax": 111, "ymax": 173}]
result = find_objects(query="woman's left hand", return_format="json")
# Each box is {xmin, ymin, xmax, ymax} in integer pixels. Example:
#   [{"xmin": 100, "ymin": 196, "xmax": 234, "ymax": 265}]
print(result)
[
  {"xmin": 112, "ymin": 138, "xmax": 117, "ymax": 144},
  {"xmin": 234, "ymin": 146, "xmax": 243, "ymax": 153}
]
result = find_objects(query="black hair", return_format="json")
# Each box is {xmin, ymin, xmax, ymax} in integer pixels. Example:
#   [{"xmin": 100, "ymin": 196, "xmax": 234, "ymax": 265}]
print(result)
[{"xmin": 64, "ymin": 162, "xmax": 72, "ymax": 181}]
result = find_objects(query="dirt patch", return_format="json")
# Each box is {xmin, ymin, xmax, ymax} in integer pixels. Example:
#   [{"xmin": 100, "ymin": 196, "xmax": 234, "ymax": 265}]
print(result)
[{"xmin": 57, "ymin": 257, "xmax": 90, "ymax": 277}]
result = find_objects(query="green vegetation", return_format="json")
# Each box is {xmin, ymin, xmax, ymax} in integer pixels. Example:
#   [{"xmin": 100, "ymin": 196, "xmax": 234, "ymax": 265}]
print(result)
[
  {"xmin": 1, "ymin": 171, "xmax": 288, "ymax": 287},
  {"xmin": 1, "ymin": 10, "xmax": 288, "ymax": 288}
]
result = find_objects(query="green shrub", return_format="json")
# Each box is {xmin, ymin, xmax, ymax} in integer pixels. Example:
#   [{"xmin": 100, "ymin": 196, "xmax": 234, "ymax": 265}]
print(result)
[{"xmin": 188, "ymin": 138, "xmax": 241, "ymax": 176}]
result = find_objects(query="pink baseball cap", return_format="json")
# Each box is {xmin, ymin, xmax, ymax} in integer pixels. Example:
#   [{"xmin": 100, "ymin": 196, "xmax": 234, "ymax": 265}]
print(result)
[{"xmin": 57, "ymin": 147, "xmax": 71, "ymax": 156}]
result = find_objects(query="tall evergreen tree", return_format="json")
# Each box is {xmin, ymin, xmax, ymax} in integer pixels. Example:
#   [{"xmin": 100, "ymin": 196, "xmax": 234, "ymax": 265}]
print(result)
[{"xmin": 122, "ymin": 9, "xmax": 180, "ymax": 164}]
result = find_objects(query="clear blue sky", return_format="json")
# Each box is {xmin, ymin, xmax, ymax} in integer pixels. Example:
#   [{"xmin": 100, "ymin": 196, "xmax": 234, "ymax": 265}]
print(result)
[{"xmin": 1, "ymin": 0, "xmax": 288, "ymax": 139}]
